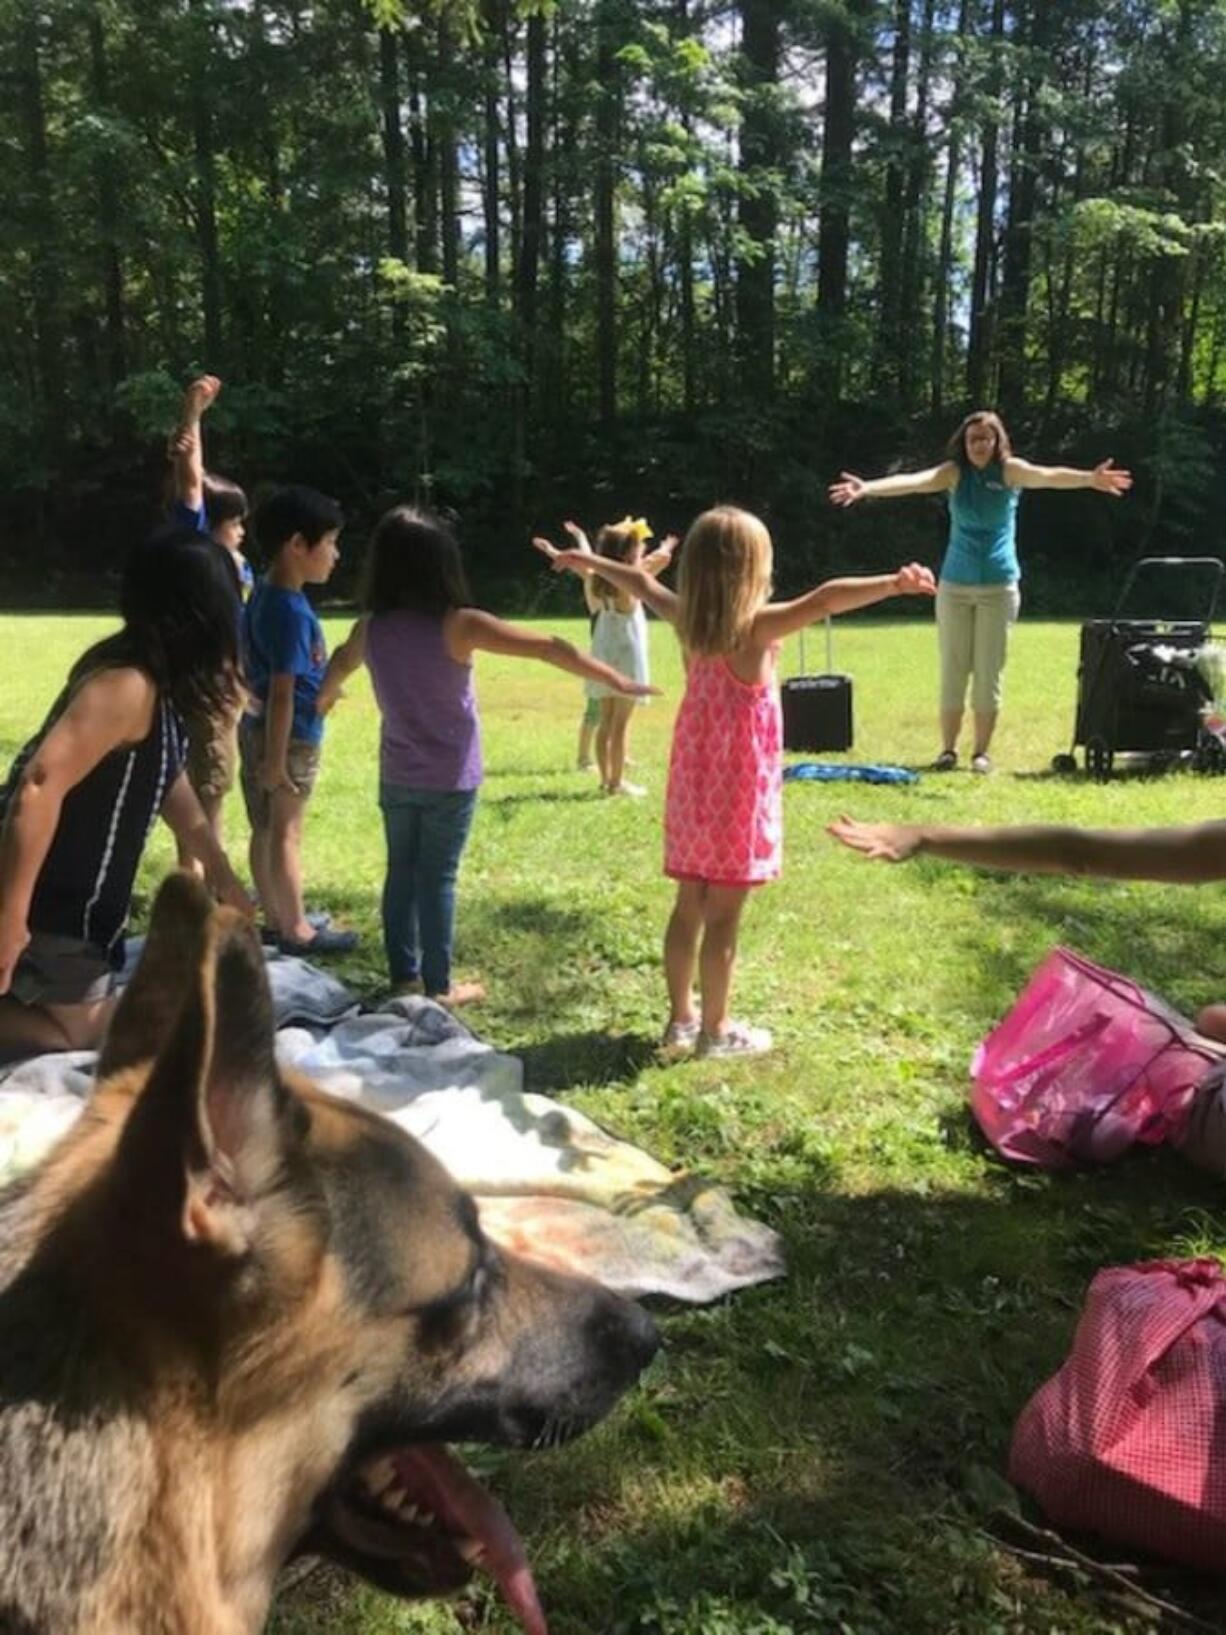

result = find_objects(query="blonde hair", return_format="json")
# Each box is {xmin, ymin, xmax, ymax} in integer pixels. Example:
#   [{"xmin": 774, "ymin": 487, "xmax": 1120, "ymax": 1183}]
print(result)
[
  {"xmin": 590, "ymin": 519, "xmax": 644, "ymax": 607},
  {"xmin": 675, "ymin": 507, "xmax": 773, "ymax": 656}
]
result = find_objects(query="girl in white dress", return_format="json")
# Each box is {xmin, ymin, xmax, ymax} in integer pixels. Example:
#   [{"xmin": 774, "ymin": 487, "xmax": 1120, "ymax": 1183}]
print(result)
[{"xmin": 534, "ymin": 517, "xmax": 676, "ymax": 796}]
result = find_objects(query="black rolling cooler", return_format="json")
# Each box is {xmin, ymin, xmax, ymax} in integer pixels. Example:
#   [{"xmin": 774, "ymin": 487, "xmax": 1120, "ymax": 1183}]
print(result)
[
  {"xmin": 1063, "ymin": 556, "xmax": 1224, "ymax": 781},
  {"xmin": 781, "ymin": 619, "xmax": 853, "ymax": 753}
]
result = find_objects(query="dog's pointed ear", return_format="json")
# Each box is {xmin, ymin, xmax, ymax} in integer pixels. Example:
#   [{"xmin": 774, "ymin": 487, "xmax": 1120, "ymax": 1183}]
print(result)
[
  {"xmin": 97, "ymin": 871, "xmax": 214, "ymax": 1081},
  {"xmin": 112, "ymin": 895, "xmax": 298, "ymax": 1260}
]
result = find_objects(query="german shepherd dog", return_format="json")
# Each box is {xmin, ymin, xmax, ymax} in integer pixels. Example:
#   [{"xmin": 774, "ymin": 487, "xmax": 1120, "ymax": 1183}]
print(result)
[{"xmin": 0, "ymin": 875, "xmax": 658, "ymax": 1634}]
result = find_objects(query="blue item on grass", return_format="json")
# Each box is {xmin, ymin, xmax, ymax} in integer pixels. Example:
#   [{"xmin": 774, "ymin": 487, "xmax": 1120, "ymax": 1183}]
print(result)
[{"xmin": 784, "ymin": 762, "xmax": 919, "ymax": 786}]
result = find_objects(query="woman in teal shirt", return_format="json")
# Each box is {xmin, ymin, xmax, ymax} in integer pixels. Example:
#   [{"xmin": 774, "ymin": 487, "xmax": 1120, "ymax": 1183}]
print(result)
[{"xmin": 829, "ymin": 411, "xmax": 1132, "ymax": 773}]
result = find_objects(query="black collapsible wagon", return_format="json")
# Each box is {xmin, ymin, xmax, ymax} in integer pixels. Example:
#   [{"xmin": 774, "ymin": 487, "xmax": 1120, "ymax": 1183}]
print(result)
[{"xmin": 1052, "ymin": 556, "xmax": 1226, "ymax": 782}]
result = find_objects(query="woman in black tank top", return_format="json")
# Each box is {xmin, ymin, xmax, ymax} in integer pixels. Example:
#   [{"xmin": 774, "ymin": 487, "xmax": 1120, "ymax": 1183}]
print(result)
[{"xmin": 0, "ymin": 526, "xmax": 251, "ymax": 1062}]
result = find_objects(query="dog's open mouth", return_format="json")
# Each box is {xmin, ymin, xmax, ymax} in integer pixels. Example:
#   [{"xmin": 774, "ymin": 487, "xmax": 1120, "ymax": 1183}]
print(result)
[{"xmin": 324, "ymin": 1443, "xmax": 548, "ymax": 1635}]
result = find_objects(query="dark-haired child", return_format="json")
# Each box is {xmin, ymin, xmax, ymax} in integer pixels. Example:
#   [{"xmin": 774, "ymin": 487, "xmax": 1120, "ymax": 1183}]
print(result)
[
  {"xmin": 166, "ymin": 375, "xmax": 253, "ymax": 857},
  {"xmin": 0, "ymin": 528, "xmax": 251, "ymax": 1062},
  {"xmin": 240, "ymin": 484, "xmax": 358, "ymax": 957},
  {"xmin": 320, "ymin": 505, "xmax": 656, "ymax": 1004}
]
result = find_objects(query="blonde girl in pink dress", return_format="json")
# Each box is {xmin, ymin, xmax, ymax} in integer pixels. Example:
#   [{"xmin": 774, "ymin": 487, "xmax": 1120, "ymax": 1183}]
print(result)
[{"xmin": 552, "ymin": 506, "xmax": 935, "ymax": 1058}]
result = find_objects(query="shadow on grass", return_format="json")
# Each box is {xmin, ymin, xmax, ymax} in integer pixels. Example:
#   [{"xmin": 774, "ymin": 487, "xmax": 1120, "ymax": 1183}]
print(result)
[{"xmin": 519, "ymin": 1028, "xmax": 659, "ymax": 1093}]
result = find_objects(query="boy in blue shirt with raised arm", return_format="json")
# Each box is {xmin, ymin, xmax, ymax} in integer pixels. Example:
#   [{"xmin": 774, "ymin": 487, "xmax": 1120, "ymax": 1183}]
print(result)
[{"xmin": 240, "ymin": 485, "xmax": 359, "ymax": 956}]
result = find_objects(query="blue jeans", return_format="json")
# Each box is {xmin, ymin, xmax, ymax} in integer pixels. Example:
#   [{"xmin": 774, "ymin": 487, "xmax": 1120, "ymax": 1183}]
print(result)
[{"xmin": 379, "ymin": 783, "xmax": 478, "ymax": 993}]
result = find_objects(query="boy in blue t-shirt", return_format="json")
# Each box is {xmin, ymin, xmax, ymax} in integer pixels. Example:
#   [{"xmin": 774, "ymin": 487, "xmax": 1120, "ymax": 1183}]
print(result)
[{"xmin": 240, "ymin": 485, "xmax": 358, "ymax": 956}]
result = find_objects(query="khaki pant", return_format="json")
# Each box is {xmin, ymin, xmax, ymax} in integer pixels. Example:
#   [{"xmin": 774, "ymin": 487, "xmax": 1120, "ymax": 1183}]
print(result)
[{"xmin": 936, "ymin": 580, "xmax": 1021, "ymax": 715}]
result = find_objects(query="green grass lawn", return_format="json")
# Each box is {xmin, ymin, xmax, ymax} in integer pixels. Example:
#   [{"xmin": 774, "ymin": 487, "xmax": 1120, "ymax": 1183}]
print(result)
[{"xmin": 6, "ymin": 610, "xmax": 1226, "ymax": 1633}]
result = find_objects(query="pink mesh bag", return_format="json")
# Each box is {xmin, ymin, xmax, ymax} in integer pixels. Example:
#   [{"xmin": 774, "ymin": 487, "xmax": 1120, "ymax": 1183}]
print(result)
[
  {"xmin": 1010, "ymin": 1259, "xmax": 1226, "ymax": 1572},
  {"xmin": 970, "ymin": 948, "xmax": 1224, "ymax": 1167}
]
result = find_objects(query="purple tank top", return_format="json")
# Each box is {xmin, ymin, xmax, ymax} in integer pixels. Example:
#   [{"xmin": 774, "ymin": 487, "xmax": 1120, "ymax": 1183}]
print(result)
[{"xmin": 366, "ymin": 610, "xmax": 483, "ymax": 791}]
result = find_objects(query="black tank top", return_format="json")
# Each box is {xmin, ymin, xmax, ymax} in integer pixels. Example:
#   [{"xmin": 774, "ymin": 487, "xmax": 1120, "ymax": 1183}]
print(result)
[{"xmin": 0, "ymin": 673, "xmax": 187, "ymax": 960}]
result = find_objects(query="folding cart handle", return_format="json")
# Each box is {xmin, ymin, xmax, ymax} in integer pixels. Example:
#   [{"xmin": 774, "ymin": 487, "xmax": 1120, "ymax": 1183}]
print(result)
[
  {"xmin": 796, "ymin": 618, "xmax": 835, "ymax": 676},
  {"xmin": 1111, "ymin": 556, "xmax": 1225, "ymax": 625}
]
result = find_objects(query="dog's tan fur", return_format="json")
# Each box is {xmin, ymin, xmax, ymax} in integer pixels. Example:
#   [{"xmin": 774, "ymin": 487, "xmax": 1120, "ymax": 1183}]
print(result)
[{"xmin": 0, "ymin": 874, "xmax": 657, "ymax": 1634}]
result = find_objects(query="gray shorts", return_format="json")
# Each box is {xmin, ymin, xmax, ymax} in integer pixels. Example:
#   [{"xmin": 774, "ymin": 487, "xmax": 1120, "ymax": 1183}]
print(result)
[
  {"xmin": 238, "ymin": 717, "xmax": 321, "ymax": 830},
  {"xmin": 10, "ymin": 930, "xmax": 116, "ymax": 1007}
]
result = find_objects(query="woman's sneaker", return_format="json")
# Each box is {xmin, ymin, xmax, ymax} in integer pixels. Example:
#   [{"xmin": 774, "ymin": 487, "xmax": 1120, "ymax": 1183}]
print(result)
[
  {"xmin": 932, "ymin": 749, "xmax": 958, "ymax": 772},
  {"xmin": 659, "ymin": 1019, "xmax": 701, "ymax": 1059},
  {"xmin": 696, "ymin": 1021, "xmax": 773, "ymax": 1059},
  {"xmin": 970, "ymin": 752, "xmax": 992, "ymax": 775}
]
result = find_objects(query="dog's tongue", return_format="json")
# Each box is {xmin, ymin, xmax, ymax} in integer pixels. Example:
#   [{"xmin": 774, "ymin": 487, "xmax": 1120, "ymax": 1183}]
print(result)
[{"xmin": 390, "ymin": 1446, "xmax": 547, "ymax": 1635}]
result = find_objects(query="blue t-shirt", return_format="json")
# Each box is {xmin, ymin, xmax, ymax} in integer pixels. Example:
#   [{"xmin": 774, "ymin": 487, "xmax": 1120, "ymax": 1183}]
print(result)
[
  {"xmin": 940, "ymin": 462, "xmax": 1021, "ymax": 585},
  {"xmin": 242, "ymin": 581, "xmax": 326, "ymax": 746}
]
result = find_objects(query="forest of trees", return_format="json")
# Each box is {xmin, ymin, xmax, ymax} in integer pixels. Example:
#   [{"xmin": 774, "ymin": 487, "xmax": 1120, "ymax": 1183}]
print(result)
[{"xmin": 4, "ymin": 0, "xmax": 1226, "ymax": 603}]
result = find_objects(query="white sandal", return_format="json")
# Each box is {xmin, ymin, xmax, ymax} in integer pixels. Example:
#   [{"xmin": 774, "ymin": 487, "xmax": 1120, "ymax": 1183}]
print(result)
[{"xmin": 696, "ymin": 1021, "xmax": 773, "ymax": 1059}]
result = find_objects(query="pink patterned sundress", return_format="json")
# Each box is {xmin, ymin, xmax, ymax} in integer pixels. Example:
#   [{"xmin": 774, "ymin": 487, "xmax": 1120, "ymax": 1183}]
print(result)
[{"xmin": 664, "ymin": 649, "xmax": 783, "ymax": 887}]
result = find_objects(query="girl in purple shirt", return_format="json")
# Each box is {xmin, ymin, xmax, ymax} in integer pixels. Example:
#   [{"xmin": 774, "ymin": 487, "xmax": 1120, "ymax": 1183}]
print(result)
[{"xmin": 321, "ymin": 507, "xmax": 655, "ymax": 1005}]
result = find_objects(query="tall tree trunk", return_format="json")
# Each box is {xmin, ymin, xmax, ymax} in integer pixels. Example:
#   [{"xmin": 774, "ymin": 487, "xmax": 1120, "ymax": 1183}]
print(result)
[
  {"xmin": 675, "ymin": 0, "xmax": 697, "ymax": 413},
  {"xmin": 517, "ymin": 9, "xmax": 545, "ymax": 358},
  {"xmin": 250, "ymin": 0, "xmax": 286, "ymax": 387},
  {"xmin": 16, "ymin": 0, "xmax": 64, "ymax": 439},
  {"xmin": 899, "ymin": 0, "xmax": 935, "ymax": 407},
  {"xmin": 997, "ymin": 2, "xmax": 1048, "ymax": 410},
  {"xmin": 817, "ymin": 4, "xmax": 859, "ymax": 334},
  {"xmin": 735, "ymin": 0, "xmax": 780, "ymax": 399},
  {"xmin": 437, "ymin": 18, "xmax": 459, "ymax": 290},
  {"xmin": 406, "ymin": 34, "xmax": 437, "ymax": 274},
  {"xmin": 875, "ymin": 0, "xmax": 910, "ymax": 396},
  {"xmin": 501, "ymin": 6, "xmax": 522, "ymax": 287},
  {"xmin": 594, "ymin": 0, "xmax": 619, "ymax": 426},
  {"xmin": 967, "ymin": 0, "xmax": 1005, "ymax": 406},
  {"xmin": 379, "ymin": 21, "xmax": 409, "ymax": 355},
  {"xmin": 88, "ymin": 3, "xmax": 127, "ymax": 400},
  {"xmin": 189, "ymin": 0, "xmax": 223, "ymax": 366},
  {"xmin": 931, "ymin": 0, "xmax": 970, "ymax": 413},
  {"xmin": 482, "ymin": 0, "xmax": 501, "ymax": 307}
]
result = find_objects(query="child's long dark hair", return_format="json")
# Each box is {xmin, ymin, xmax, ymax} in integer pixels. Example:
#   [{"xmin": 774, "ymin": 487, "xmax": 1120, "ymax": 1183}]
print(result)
[
  {"xmin": 361, "ymin": 505, "xmax": 471, "ymax": 616},
  {"xmin": 71, "ymin": 525, "xmax": 240, "ymax": 719}
]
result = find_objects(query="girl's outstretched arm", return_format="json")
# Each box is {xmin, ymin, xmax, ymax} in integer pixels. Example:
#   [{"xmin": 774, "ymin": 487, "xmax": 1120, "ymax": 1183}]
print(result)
[
  {"xmin": 317, "ymin": 616, "xmax": 368, "ymax": 717},
  {"xmin": 447, "ymin": 610, "xmax": 659, "ymax": 696},
  {"xmin": 1004, "ymin": 456, "xmax": 1132, "ymax": 495},
  {"xmin": 754, "ymin": 562, "xmax": 935, "ymax": 646},
  {"xmin": 549, "ymin": 550, "xmax": 679, "ymax": 623},
  {"xmin": 0, "ymin": 669, "xmax": 155, "ymax": 994},
  {"xmin": 827, "ymin": 814, "xmax": 1226, "ymax": 882},
  {"xmin": 641, "ymin": 534, "xmax": 679, "ymax": 578},
  {"xmin": 828, "ymin": 462, "xmax": 956, "ymax": 506}
]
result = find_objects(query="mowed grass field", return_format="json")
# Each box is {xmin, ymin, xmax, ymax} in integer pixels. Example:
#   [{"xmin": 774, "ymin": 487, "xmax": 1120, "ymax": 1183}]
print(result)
[{"xmin": 6, "ymin": 609, "xmax": 1226, "ymax": 1634}]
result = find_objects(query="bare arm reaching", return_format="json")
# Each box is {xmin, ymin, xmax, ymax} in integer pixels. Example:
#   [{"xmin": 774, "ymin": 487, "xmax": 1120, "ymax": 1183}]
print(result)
[
  {"xmin": 0, "ymin": 669, "xmax": 156, "ymax": 994},
  {"xmin": 549, "ymin": 550, "xmax": 679, "ymax": 623},
  {"xmin": 828, "ymin": 463, "xmax": 957, "ymax": 507},
  {"xmin": 317, "ymin": 617, "xmax": 369, "ymax": 718},
  {"xmin": 827, "ymin": 814, "xmax": 1226, "ymax": 883},
  {"xmin": 447, "ymin": 609, "xmax": 659, "ymax": 696},
  {"xmin": 1004, "ymin": 456, "xmax": 1132, "ymax": 495},
  {"xmin": 753, "ymin": 563, "xmax": 936, "ymax": 646}
]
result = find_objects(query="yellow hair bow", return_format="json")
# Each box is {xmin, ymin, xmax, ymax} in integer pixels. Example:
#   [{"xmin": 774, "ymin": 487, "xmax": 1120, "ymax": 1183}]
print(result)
[{"xmin": 619, "ymin": 515, "xmax": 653, "ymax": 544}]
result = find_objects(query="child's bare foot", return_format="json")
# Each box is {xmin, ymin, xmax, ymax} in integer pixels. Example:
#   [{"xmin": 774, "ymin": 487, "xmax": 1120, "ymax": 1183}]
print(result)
[{"xmin": 428, "ymin": 980, "xmax": 487, "ymax": 1007}]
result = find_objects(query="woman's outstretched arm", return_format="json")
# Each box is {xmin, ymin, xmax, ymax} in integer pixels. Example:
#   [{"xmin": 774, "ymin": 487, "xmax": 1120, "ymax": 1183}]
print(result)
[
  {"xmin": 1003, "ymin": 456, "xmax": 1132, "ymax": 495},
  {"xmin": 828, "ymin": 462, "xmax": 957, "ymax": 506},
  {"xmin": 827, "ymin": 815, "xmax": 1226, "ymax": 883}
]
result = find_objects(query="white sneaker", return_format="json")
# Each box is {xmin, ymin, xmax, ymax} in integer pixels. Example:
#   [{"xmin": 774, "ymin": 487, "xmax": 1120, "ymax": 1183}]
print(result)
[
  {"xmin": 696, "ymin": 1021, "xmax": 773, "ymax": 1059},
  {"xmin": 607, "ymin": 780, "xmax": 647, "ymax": 798}
]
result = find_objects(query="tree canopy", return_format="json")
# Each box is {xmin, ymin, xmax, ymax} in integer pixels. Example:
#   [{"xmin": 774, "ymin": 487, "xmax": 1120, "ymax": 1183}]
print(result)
[{"xmin": 4, "ymin": 0, "xmax": 1226, "ymax": 601}]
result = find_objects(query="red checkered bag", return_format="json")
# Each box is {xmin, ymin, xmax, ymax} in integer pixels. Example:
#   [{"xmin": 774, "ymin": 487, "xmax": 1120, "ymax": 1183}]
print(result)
[
  {"xmin": 1009, "ymin": 1259, "xmax": 1226, "ymax": 1570},
  {"xmin": 971, "ymin": 948, "xmax": 1224, "ymax": 1167}
]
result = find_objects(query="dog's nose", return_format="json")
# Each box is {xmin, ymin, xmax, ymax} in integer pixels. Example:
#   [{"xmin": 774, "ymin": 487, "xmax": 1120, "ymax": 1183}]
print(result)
[{"xmin": 596, "ymin": 1295, "xmax": 660, "ymax": 1377}]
